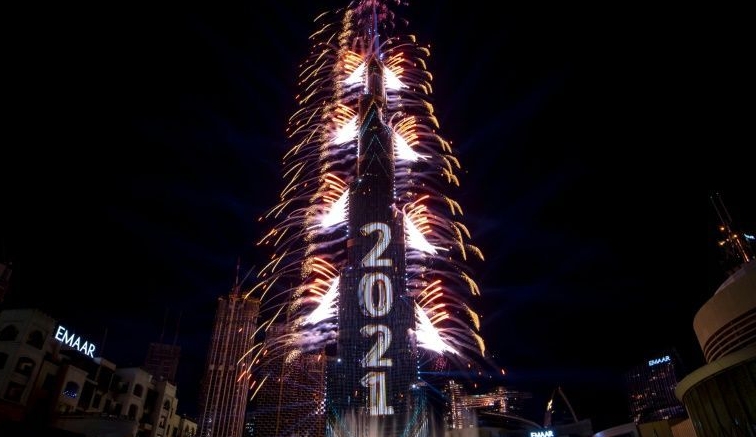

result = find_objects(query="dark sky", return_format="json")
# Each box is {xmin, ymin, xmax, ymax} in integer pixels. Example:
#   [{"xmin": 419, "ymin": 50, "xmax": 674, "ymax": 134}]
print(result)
[{"xmin": 3, "ymin": 0, "xmax": 754, "ymax": 432}]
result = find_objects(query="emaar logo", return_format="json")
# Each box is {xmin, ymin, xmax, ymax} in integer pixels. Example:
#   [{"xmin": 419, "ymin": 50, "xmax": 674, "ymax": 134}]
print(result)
[
  {"xmin": 648, "ymin": 355, "xmax": 671, "ymax": 366},
  {"xmin": 54, "ymin": 325, "xmax": 96, "ymax": 358},
  {"xmin": 530, "ymin": 431, "xmax": 554, "ymax": 437}
]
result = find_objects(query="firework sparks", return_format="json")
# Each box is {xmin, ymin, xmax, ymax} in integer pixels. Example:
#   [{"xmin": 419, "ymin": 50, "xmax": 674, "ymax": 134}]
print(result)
[{"xmin": 247, "ymin": 1, "xmax": 488, "ymax": 425}]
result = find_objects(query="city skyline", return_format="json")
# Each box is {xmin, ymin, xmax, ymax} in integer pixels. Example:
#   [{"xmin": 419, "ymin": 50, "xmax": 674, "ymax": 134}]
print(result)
[{"xmin": 3, "ymin": 0, "xmax": 753, "ymax": 432}]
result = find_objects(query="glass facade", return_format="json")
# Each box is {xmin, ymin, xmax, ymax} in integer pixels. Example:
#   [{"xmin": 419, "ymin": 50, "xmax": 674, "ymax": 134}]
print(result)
[
  {"xmin": 681, "ymin": 357, "xmax": 756, "ymax": 437},
  {"xmin": 624, "ymin": 350, "xmax": 687, "ymax": 424},
  {"xmin": 326, "ymin": 55, "xmax": 423, "ymax": 436}
]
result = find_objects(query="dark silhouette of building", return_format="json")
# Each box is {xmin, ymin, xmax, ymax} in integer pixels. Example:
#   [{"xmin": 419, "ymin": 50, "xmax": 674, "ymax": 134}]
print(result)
[
  {"xmin": 143, "ymin": 342, "xmax": 181, "ymax": 385},
  {"xmin": 143, "ymin": 310, "xmax": 182, "ymax": 385},
  {"xmin": 0, "ymin": 261, "xmax": 11, "ymax": 305},
  {"xmin": 197, "ymin": 272, "xmax": 260, "ymax": 437}
]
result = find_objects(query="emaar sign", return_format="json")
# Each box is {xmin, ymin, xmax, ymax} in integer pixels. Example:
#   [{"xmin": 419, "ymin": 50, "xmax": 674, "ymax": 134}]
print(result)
[
  {"xmin": 530, "ymin": 430, "xmax": 554, "ymax": 437},
  {"xmin": 54, "ymin": 325, "xmax": 96, "ymax": 358},
  {"xmin": 648, "ymin": 355, "xmax": 671, "ymax": 367}
]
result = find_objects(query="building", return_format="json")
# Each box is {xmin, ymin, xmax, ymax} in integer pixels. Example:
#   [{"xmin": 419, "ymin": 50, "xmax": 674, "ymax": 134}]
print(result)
[
  {"xmin": 143, "ymin": 310, "xmax": 183, "ymax": 385},
  {"xmin": 673, "ymin": 195, "xmax": 755, "ymax": 436},
  {"xmin": 444, "ymin": 380, "xmax": 535, "ymax": 430},
  {"xmin": 143, "ymin": 342, "xmax": 181, "ymax": 385},
  {"xmin": 249, "ymin": 323, "xmax": 325, "ymax": 437},
  {"xmin": 252, "ymin": 1, "xmax": 484, "ymax": 436},
  {"xmin": 623, "ymin": 349, "xmax": 687, "ymax": 424},
  {"xmin": 675, "ymin": 259, "xmax": 756, "ymax": 436},
  {"xmin": 197, "ymin": 276, "xmax": 260, "ymax": 437},
  {"xmin": 0, "ymin": 307, "xmax": 197, "ymax": 437},
  {"xmin": 326, "ymin": 45, "xmax": 424, "ymax": 437}
]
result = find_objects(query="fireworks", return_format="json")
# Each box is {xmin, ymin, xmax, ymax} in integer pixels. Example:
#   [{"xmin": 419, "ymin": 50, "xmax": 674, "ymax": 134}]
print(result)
[{"xmin": 250, "ymin": 0, "xmax": 485, "ymax": 410}]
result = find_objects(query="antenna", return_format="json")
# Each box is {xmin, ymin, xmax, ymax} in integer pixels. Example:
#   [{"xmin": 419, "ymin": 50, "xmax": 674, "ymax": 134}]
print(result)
[
  {"xmin": 372, "ymin": 1, "xmax": 380, "ymax": 55},
  {"xmin": 710, "ymin": 191, "xmax": 753, "ymax": 269}
]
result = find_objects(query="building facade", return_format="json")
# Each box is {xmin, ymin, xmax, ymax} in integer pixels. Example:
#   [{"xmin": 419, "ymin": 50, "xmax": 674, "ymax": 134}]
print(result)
[
  {"xmin": 0, "ymin": 307, "xmax": 197, "ymax": 437},
  {"xmin": 249, "ymin": 323, "xmax": 325, "ymax": 437},
  {"xmin": 197, "ymin": 284, "xmax": 259, "ymax": 437},
  {"xmin": 675, "ymin": 259, "xmax": 756, "ymax": 436},
  {"xmin": 444, "ymin": 380, "xmax": 535, "ymax": 430},
  {"xmin": 624, "ymin": 349, "xmax": 687, "ymax": 424},
  {"xmin": 143, "ymin": 342, "xmax": 181, "ymax": 385}
]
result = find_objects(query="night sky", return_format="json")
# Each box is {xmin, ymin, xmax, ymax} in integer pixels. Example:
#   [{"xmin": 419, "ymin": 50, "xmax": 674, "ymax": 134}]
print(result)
[{"xmin": 3, "ymin": 0, "xmax": 754, "ymax": 432}]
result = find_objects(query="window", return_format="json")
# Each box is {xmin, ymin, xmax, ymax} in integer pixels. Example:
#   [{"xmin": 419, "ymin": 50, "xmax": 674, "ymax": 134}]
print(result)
[
  {"xmin": 63, "ymin": 381, "xmax": 79, "ymax": 398},
  {"xmin": 0, "ymin": 325, "xmax": 19, "ymax": 341},
  {"xmin": 14, "ymin": 357, "xmax": 35, "ymax": 376},
  {"xmin": 133, "ymin": 383, "xmax": 144, "ymax": 397},
  {"xmin": 42, "ymin": 374, "xmax": 56, "ymax": 391},
  {"xmin": 4, "ymin": 381, "xmax": 25, "ymax": 402},
  {"xmin": 128, "ymin": 404, "xmax": 138, "ymax": 420},
  {"xmin": 26, "ymin": 330, "xmax": 45, "ymax": 349},
  {"xmin": 0, "ymin": 352, "xmax": 7, "ymax": 369}
]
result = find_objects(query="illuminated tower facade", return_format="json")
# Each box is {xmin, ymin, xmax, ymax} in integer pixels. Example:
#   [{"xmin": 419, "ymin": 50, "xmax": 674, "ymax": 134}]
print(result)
[
  {"xmin": 326, "ymin": 51, "xmax": 421, "ymax": 435},
  {"xmin": 253, "ymin": 1, "xmax": 485, "ymax": 436},
  {"xmin": 624, "ymin": 349, "xmax": 687, "ymax": 424},
  {"xmin": 250, "ymin": 323, "xmax": 326, "ymax": 437},
  {"xmin": 198, "ymin": 279, "xmax": 260, "ymax": 437}
]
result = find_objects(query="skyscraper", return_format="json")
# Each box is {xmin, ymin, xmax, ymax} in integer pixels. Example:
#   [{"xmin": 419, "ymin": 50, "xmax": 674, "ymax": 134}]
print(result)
[
  {"xmin": 624, "ymin": 349, "xmax": 687, "ymax": 424},
  {"xmin": 252, "ymin": 1, "xmax": 485, "ymax": 436},
  {"xmin": 198, "ymin": 276, "xmax": 260, "ymax": 437}
]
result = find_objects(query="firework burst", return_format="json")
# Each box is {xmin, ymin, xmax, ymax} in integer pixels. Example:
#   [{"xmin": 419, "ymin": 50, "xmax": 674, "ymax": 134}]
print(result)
[{"xmin": 249, "ymin": 0, "xmax": 486, "ymax": 416}]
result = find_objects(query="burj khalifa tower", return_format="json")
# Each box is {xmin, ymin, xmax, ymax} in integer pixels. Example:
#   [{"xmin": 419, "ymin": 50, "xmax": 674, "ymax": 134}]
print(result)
[
  {"xmin": 326, "ymin": 24, "xmax": 424, "ymax": 436},
  {"xmin": 253, "ymin": 1, "xmax": 486, "ymax": 436}
]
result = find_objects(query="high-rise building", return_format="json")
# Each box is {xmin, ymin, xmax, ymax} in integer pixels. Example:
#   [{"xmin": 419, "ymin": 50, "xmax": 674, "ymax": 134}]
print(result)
[
  {"xmin": 197, "ymin": 277, "xmax": 260, "ymax": 437},
  {"xmin": 252, "ymin": 1, "xmax": 485, "ymax": 436},
  {"xmin": 624, "ymin": 349, "xmax": 687, "ymax": 424}
]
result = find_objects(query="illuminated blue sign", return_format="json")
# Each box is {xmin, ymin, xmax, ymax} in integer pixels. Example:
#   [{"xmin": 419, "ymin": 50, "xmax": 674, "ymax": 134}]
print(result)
[
  {"xmin": 648, "ymin": 355, "xmax": 671, "ymax": 366},
  {"xmin": 54, "ymin": 325, "xmax": 96, "ymax": 358}
]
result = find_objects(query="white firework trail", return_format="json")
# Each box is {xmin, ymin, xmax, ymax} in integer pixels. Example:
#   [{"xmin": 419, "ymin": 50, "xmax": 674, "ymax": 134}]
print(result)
[{"xmin": 248, "ymin": 0, "xmax": 488, "ymax": 401}]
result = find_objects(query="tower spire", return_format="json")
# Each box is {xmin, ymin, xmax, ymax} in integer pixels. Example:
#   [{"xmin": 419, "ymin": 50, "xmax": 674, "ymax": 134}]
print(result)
[
  {"xmin": 372, "ymin": 0, "xmax": 380, "ymax": 55},
  {"xmin": 233, "ymin": 255, "xmax": 242, "ymax": 296}
]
